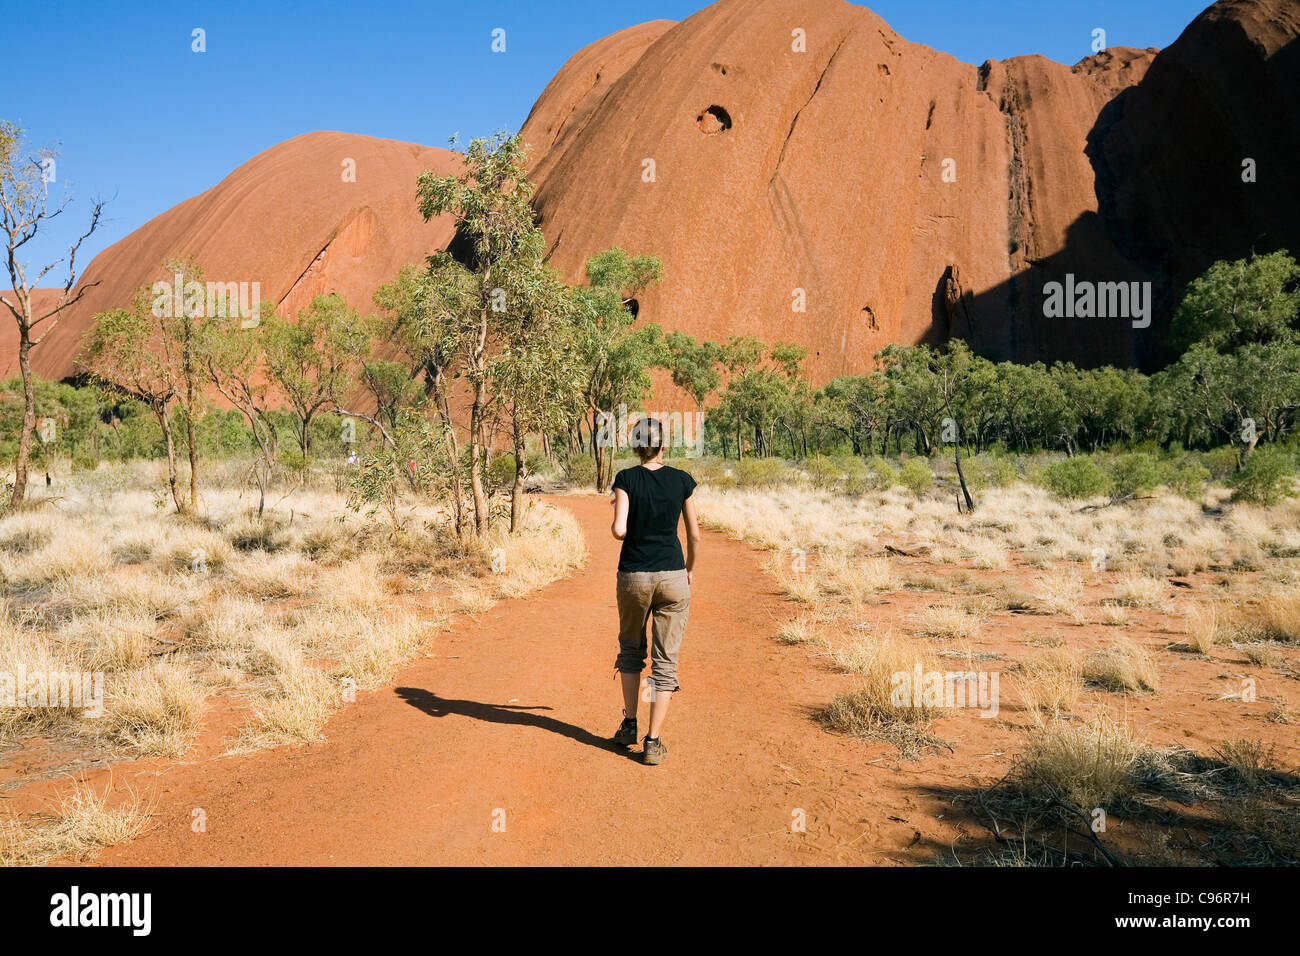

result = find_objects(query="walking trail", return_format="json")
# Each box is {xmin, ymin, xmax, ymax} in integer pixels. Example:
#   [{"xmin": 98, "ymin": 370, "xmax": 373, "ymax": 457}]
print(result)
[{"xmin": 93, "ymin": 495, "xmax": 956, "ymax": 865}]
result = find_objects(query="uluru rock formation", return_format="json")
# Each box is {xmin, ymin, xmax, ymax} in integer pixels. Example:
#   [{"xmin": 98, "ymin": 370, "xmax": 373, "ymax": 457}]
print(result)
[
  {"xmin": 2, "ymin": 131, "xmax": 461, "ymax": 381},
  {"xmin": 1088, "ymin": 0, "xmax": 1300, "ymax": 366},
  {"xmin": 9, "ymin": 0, "xmax": 1300, "ymax": 386},
  {"xmin": 521, "ymin": 0, "xmax": 1169, "ymax": 376}
]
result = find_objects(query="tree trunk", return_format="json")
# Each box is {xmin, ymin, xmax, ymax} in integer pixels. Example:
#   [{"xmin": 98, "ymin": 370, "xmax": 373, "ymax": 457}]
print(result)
[
  {"xmin": 157, "ymin": 405, "xmax": 186, "ymax": 514},
  {"xmin": 509, "ymin": 409, "xmax": 526, "ymax": 534},
  {"xmin": 186, "ymin": 407, "xmax": 198, "ymax": 511},
  {"xmin": 11, "ymin": 336, "xmax": 35, "ymax": 508},
  {"xmin": 468, "ymin": 377, "xmax": 488, "ymax": 536},
  {"xmin": 589, "ymin": 406, "xmax": 608, "ymax": 491}
]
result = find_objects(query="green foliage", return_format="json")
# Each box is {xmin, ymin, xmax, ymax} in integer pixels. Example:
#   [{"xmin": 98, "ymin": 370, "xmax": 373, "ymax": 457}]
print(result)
[
  {"xmin": 735, "ymin": 457, "xmax": 788, "ymax": 488},
  {"xmin": 261, "ymin": 293, "xmax": 368, "ymax": 458},
  {"xmin": 868, "ymin": 457, "xmax": 898, "ymax": 490},
  {"xmin": 802, "ymin": 454, "xmax": 839, "ymax": 489},
  {"xmin": 1228, "ymin": 446, "xmax": 1296, "ymax": 506},
  {"xmin": 486, "ymin": 453, "xmax": 516, "ymax": 493},
  {"xmin": 563, "ymin": 453, "xmax": 597, "ymax": 488},
  {"xmin": 1108, "ymin": 452, "xmax": 1162, "ymax": 498},
  {"xmin": 962, "ymin": 453, "xmax": 1017, "ymax": 490},
  {"xmin": 1201, "ymin": 446, "xmax": 1239, "ymax": 481},
  {"xmin": 1160, "ymin": 458, "xmax": 1211, "ymax": 500},
  {"xmin": 1170, "ymin": 250, "xmax": 1300, "ymax": 354},
  {"xmin": 662, "ymin": 331, "xmax": 723, "ymax": 410},
  {"xmin": 1039, "ymin": 455, "xmax": 1113, "ymax": 500},
  {"xmin": 898, "ymin": 457, "xmax": 933, "ymax": 496},
  {"xmin": 347, "ymin": 408, "xmax": 452, "ymax": 529}
]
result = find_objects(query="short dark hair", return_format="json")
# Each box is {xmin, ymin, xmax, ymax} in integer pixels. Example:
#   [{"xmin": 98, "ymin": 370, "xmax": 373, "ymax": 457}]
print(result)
[{"xmin": 630, "ymin": 416, "xmax": 665, "ymax": 462}]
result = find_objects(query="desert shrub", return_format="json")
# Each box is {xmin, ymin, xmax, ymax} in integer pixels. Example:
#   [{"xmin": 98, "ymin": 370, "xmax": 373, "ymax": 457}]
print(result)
[
  {"xmin": 1229, "ymin": 446, "xmax": 1295, "ymax": 506},
  {"xmin": 563, "ymin": 453, "xmax": 596, "ymax": 488},
  {"xmin": 802, "ymin": 454, "xmax": 841, "ymax": 489},
  {"xmin": 1039, "ymin": 455, "xmax": 1112, "ymax": 500},
  {"xmin": 486, "ymin": 452, "xmax": 516, "ymax": 493},
  {"xmin": 1109, "ymin": 452, "xmax": 1161, "ymax": 498},
  {"xmin": 821, "ymin": 638, "xmax": 948, "ymax": 757},
  {"xmin": 867, "ymin": 457, "xmax": 898, "ymax": 490},
  {"xmin": 1160, "ymin": 458, "xmax": 1211, "ymax": 499},
  {"xmin": 898, "ymin": 458, "xmax": 933, "ymax": 496},
  {"xmin": 1017, "ymin": 714, "xmax": 1145, "ymax": 811},
  {"xmin": 1082, "ymin": 639, "xmax": 1161, "ymax": 693},
  {"xmin": 735, "ymin": 457, "xmax": 788, "ymax": 488},
  {"xmin": 1201, "ymin": 446, "xmax": 1240, "ymax": 481},
  {"xmin": 963, "ymin": 453, "xmax": 1017, "ymax": 490}
]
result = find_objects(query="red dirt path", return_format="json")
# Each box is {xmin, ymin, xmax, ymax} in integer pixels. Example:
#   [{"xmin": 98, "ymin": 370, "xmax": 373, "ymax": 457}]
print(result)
[{"xmin": 86, "ymin": 494, "xmax": 957, "ymax": 866}]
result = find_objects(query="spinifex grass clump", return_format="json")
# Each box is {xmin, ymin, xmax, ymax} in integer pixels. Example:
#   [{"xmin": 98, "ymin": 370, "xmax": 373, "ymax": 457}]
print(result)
[{"xmin": 822, "ymin": 637, "xmax": 951, "ymax": 758}]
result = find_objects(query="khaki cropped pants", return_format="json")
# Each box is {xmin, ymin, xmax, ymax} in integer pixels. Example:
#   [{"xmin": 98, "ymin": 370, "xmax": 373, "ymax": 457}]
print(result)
[{"xmin": 614, "ymin": 569, "xmax": 691, "ymax": 692}]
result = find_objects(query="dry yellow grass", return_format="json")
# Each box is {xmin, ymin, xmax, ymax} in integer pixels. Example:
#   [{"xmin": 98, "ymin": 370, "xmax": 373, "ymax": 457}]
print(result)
[
  {"xmin": 0, "ymin": 779, "xmax": 152, "ymax": 866},
  {"xmin": 232, "ymin": 664, "xmax": 339, "ymax": 752},
  {"xmin": 332, "ymin": 613, "xmax": 432, "ymax": 690},
  {"xmin": 822, "ymin": 635, "xmax": 949, "ymax": 755},
  {"xmin": 1112, "ymin": 572, "xmax": 1169, "ymax": 610},
  {"xmin": 1082, "ymin": 638, "xmax": 1161, "ymax": 693},
  {"xmin": 59, "ymin": 610, "xmax": 155, "ymax": 671},
  {"xmin": 1252, "ymin": 589, "xmax": 1300, "ymax": 644},
  {"xmin": 1033, "ymin": 570, "xmax": 1085, "ymax": 617},
  {"xmin": 825, "ymin": 557, "xmax": 896, "ymax": 602},
  {"xmin": 0, "ymin": 622, "xmax": 88, "ymax": 740},
  {"xmin": 1014, "ymin": 648, "xmax": 1084, "ymax": 718},
  {"xmin": 455, "ymin": 586, "xmax": 498, "ymax": 614},
  {"xmin": 1018, "ymin": 713, "xmax": 1145, "ymax": 811},
  {"xmin": 1, "ymin": 462, "xmax": 586, "ymax": 770},
  {"xmin": 695, "ymin": 481, "xmax": 1300, "ymax": 575},
  {"xmin": 912, "ymin": 603, "xmax": 984, "ymax": 641},
  {"xmin": 99, "ymin": 661, "xmax": 208, "ymax": 757},
  {"xmin": 1183, "ymin": 602, "xmax": 1223, "ymax": 653},
  {"xmin": 1097, "ymin": 604, "xmax": 1132, "ymax": 627},
  {"xmin": 776, "ymin": 614, "xmax": 823, "ymax": 646}
]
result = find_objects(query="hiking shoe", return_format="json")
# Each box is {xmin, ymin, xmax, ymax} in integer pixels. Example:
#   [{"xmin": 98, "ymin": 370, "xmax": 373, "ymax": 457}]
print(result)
[
  {"xmin": 613, "ymin": 716, "xmax": 638, "ymax": 747},
  {"xmin": 642, "ymin": 735, "xmax": 667, "ymax": 766}
]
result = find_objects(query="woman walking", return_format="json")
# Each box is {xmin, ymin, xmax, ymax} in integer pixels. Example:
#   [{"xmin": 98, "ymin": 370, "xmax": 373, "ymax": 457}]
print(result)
[{"xmin": 609, "ymin": 417, "xmax": 701, "ymax": 765}]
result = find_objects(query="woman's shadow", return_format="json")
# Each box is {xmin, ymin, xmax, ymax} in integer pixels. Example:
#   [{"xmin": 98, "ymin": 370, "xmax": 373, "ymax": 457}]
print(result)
[{"xmin": 395, "ymin": 687, "xmax": 637, "ymax": 759}]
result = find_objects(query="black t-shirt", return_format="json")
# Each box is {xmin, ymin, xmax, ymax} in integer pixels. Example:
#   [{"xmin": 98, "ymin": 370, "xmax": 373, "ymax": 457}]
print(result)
[{"xmin": 612, "ymin": 464, "xmax": 697, "ymax": 572}]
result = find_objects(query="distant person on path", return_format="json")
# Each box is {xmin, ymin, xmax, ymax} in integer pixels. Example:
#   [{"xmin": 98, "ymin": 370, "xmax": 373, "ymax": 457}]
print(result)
[{"xmin": 609, "ymin": 417, "xmax": 701, "ymax": 766}]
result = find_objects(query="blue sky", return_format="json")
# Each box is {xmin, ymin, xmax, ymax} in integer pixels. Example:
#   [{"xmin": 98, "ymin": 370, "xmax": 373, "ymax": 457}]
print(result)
[{"xmin": 5, "ymin": 0, "xmax": 1211, "ymax": 277}]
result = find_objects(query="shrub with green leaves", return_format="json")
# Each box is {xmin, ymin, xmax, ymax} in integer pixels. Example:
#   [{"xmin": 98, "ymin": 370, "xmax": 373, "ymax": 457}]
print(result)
[
  {"xmin": 868, "ymin": 457, "xmax": 898, "ymax": 490},
  {"xmin": 898, "ymin": 457, "xmax": 933, "ymax": 496},
  {"xmin": 802, "ymin": 454, "xmax": 841, "ymax": 489},
  {"xmin": 1229, "ymin": 446, "xmax": 1296, "ymax": 505},
  {"xmin": 1160, "ymin": 458, "xmax": 1211, "ymax": 500},
  {"xmin": 735, "ymin": 457, "xmax": 788, "ymax": 488},
  {"xmin": 563, "ymin": 453, "xmax": 597, "ymax": 488},
  {"xmin": 1201, "ymin": 446, "xmax": 1239, "ymax": 481},
  {"xmin": 963, "ymin": 453, "xmax": 1017, "ymax": 490},
  {"xmin": 1109, "ymin": 452, "xmax": 1161, "ymax": 498},
  {"xmin": 487, "ymin": 453, "xmax": 516, "ymax": 493},
  {"xmin": 1039, "ymin": 455, "xmax": 1113, "ymax": 500}
]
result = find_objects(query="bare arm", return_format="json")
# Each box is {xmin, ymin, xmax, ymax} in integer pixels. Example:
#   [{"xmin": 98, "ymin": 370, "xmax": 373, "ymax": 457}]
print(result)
[
  {"xmin": 611, "ymin": 488, "xmax": 629, "ymax": 540},
  {"xmin": 682, "ymin": 496, "xmax": 701, "ymax": 585}
]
